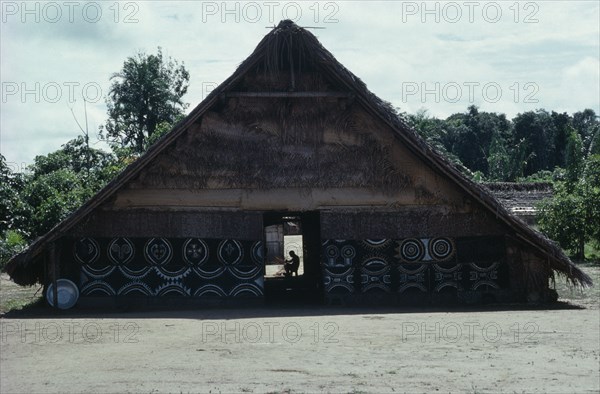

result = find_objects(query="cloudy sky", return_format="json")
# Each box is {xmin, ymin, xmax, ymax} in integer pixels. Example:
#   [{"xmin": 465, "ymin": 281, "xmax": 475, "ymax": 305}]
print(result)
[{"xmin": 1, "ymin": 0, "xmax": 599, "ymax": 170}]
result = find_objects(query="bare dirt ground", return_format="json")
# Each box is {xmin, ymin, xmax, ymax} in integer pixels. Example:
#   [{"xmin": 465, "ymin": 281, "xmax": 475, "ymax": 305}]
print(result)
[{"xmin": 1, "ymin": 264, "xmax": 599, "ymax": 394}]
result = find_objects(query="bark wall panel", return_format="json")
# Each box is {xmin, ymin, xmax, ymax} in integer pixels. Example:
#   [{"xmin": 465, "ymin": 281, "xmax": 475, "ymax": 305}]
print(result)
[
  {"xmin": 320, "ymin": 209, "xmax": 506, "ymax": 239},
  {"xmin": 69, "ymin": 210, "xmax": 263, "ymax": 240}
]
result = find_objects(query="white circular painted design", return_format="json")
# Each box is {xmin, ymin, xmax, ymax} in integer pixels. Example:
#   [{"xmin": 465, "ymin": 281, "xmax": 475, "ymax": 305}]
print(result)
[
  {"xmin": 400, "ymin": 239, "xmax": 425, "ymax": 262},
  {"xmin": 217, "ymin": 240, "xmax": 243, "ymax": 266},
  {"xmin": 429, "ymin": 238, "xmax": 454, "ymax": 261},
  {"xmin": 108, "ymin": 238, "xmax": 135, "ymax": 265},
  {"xmin": 73, "ymin": 238, "xmax": 100, "ymax": 265},
  {"xmin": 325, "ymin": 245, "xmax": 339, "ymax": 259},
  {"xmin": 341, "ymin": 245, "xmax": 356, "ymax": 260},
  {"xmin": 144, "ymin": 238, "xmax": 173, "ymax": 266},
  {"xmin": 182, "ymin": 239, "xmax": 209, "ymax": 266}
]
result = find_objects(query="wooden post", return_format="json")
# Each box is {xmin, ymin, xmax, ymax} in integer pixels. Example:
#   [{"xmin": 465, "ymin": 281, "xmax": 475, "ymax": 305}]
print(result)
[{"xmin": 49, "ymin": 243, "xmax": 59, "ymax": 310}]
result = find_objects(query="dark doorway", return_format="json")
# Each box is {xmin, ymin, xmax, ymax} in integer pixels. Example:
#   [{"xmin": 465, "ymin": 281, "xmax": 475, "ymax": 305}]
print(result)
[{"xmin": 263, "ymin": 211, "xmax": 323, "ymax": 304}]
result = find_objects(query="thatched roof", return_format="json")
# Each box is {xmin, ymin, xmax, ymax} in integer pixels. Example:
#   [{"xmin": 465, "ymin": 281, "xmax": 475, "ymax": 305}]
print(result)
[{"xmin": 5, "ymin": 20, "xmax": 592, "ymax": 288}]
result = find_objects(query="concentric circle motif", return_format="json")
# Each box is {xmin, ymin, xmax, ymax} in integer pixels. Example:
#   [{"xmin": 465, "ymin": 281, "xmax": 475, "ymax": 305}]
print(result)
[
  {"xmin": 429, "ymin": 238, "xmax": 454, "ymax": 261},
  {"xmin": 73, "ymin": 238, "xmax": 100, "ymax": 265},
  {"xmin": 108, "ymin": 238, "xmax": 135, "ymax": 265},
  {"xmin": 325, "ymin": 245, "xmax": 340, "ymax": 266},
  {"xmin": 341, "ymin": 245, "xmax": 356, "ymax": 260},
  {"xmin": 144, "ymin": 238, "xmax": 172, "ymax": 266},
  {"xmin": 400, "ymin": 239, "xmax": 425, "ymax": 262},
  {"xmin": 218, "ymin": 240, "xmax": 243, "ymax": 266},
  {"xmin": 193, "ymin": 284, "xmax": 227, "ymax": 297},
  {"xmin": 80, "ymin": 280, "xmax": 116, "ymax": 296},
  {"xmin": 182, "ymin": 239, "xmax": 209, "ymax": 266},
  {"xmin": 117, "ymin": 281, "xmax": 153, "ymax": 296}
]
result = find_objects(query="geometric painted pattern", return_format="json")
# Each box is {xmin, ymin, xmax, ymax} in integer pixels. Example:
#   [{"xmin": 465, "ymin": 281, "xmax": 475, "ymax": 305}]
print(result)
[
  {"xmin": 73, "ymin": 236, "xmax": 506, "ymax": 301},
  {"xmin": 75, "ymin": 238, "xmax": 264, "ymax": 298},
  {"xmin": 322, "ymin": 236, "xmax": 507, "ymax": 300},
  {"xmin": 322, "ymin": 240, "xmax": 356, "ymax": 294}
]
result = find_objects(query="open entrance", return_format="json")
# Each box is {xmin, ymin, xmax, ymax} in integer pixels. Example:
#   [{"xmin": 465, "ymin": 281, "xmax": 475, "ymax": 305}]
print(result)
[{"xmin": 263, "ymin": 211, "xmax": 322, "ymax": 304}]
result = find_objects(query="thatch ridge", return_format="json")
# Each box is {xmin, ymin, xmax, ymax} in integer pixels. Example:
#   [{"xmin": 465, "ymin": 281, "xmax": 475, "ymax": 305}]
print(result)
[{"xmin": 5, "ymin": 20, "xmax": 592, "ymax": 288}]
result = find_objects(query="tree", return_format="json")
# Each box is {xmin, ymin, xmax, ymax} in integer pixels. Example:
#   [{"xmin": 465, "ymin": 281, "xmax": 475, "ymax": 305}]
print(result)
[
  {"xmin": 0, "ymin": 155, "xmax": 29, "ymax": 234},
  {"xmin": 22, "ymin": 138, "xmax": 119, "ymax": 238},
  {"xmin": 551, "ymin": 111, "xmax": 572, "ymax": 168},
  {"xmin": 513, "ymin": 110, "xmax": 557, "ymax": 176},
  {"xmin": 564, "ymin": 126, "xmax": 583, "ymax": 189},
  {"xmin": 537, "ymin": 185, "xmax": 587, "ymax": 259},
  {"xmin": 538, "ymin": 154, "xmax": 600, "ymax": 259},
  {"xmin": 101, "ymin": 47, "xmax": 190, "ymax": 154},
  {"xmin": 0, "ymin": 155, "xmax": 29, "ymax": 268},
  {"xmin": 445, "ymin": 106, "xmax": 512, "ymax": 176},
  {"xmin": 573, "ymin": 109, "xmax": 600, "ymax": 157},
  {"xmin": 407, "ymin": 109, "xmax": 472, "ymax": 176}
]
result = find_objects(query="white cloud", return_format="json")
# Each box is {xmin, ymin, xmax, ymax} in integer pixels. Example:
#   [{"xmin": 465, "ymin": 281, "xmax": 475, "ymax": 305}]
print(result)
[{"xmin": 1, "ymin": 0, "xmax": 598, "ymax": 167}]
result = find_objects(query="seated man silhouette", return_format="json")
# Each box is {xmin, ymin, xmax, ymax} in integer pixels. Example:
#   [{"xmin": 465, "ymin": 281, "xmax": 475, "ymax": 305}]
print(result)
[{"xmin": 284, "ymin": 250, "xmax": 300, "ymax": 277}]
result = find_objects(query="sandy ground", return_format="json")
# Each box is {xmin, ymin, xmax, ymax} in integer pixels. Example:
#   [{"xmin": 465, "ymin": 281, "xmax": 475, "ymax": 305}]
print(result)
[{"xmin": 1, "ymin": 267, "xmax": 599, "ymax": 394}]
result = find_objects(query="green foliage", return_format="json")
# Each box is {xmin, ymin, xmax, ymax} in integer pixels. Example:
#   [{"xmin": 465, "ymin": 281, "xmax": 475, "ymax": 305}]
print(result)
[
  {"xmin": 23, "ymin": 168, "xmax": 92, "ymax": 235},
  {"xmin": 513, "ymin": 110, "xmax": 558, "ymax": 175},
  {"xmin": 445, "ymin": 106, "xmax": 512, "ymax": 176},
  {"xmin": 573, "ymin": 109, "xmax": 600, "ymax": 156},
  {"xmin": 565, "ymin": 126, "xmax": 584, "ymax": 188},
  {"xmin": 101, "ymin": 47, "xmax": 189, "ymax": 154},
  {"xmin": 3, "ymin": 138, "xmax": 120, "ymax": 241},
  {"xmin": 407, "ymin": 109, "xmax": 474, "ymax": 177},
  {"xmin": 538, "ymin": 155, "xmax": 600, "ymax": 259},
  {"xmin": 408, "ymin": 107, "xmax": 598, "ymax": 183},
  {"xmin": 538, "ymin": 185, "xmax": 587, "ymax": 258},
  {"xmin": 0, "ymin": 230, "xmax": 27, "ymax": 270},
  {"xmin": 0, "ymin": 155, "xmax": 30, "ymax": 234},
  {"xmin": 517, "ymin": 170, "xmax": 554, "ymax": 183}
]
